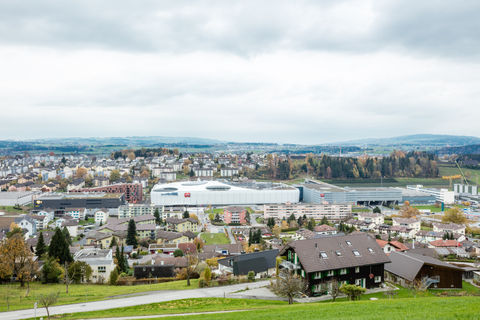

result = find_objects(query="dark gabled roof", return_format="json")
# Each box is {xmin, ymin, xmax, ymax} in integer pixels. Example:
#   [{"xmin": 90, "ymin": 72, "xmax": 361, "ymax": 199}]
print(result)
[
  {"xmin": 385, "ymin": 251, "xmax": 463, "ymax": 281},
  {"xmin": 218, "ymin": 249, "xmax": 279, "ymax": 275},
  {"xmin": 280, "ymin": 233, "xmax": 390, "ymax": 274}
]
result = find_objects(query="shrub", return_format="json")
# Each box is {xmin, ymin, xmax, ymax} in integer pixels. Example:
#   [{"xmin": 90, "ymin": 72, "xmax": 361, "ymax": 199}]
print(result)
[
  {"xmin": 204, "ymin": 266, "xmax": 212, "ymax": 284},
  {"xmin": 173, "ymin": 249, "xmax": 184, "ymax": 257},
  {"xmin": 339, "ymin": 284, "xmax": 366, "ymax": 301},
  {"xmin": 109, "ymin": 268, "xmax": 119, "ymax": 285},
  {"xmin": 198, "ymin": 279, "xmax": 206, "ymax": 288},
  {"xmin": 248, "ymin": 271, "xmax": 255, "ymax": 282}
]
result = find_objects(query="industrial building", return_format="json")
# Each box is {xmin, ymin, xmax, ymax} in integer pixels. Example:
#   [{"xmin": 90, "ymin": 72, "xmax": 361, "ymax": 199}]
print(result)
[
  {"xmin": 454, "ymin": 184, "xmax": 478, "ymax": 196},
  {"xmin": 0, "ymin": 191, "xmax": 39, "ymax": 206},
  {"xmin": 396, "ymin": 188, "xmax": 437, "ymax": 204},
  {"xmin": 34, "ymin": 192, "xmax": 126, "ymax": 210},
  {"xmin": 406, "ymin": 185, "xmax": 455, "ymax": 204},
  {"xmin": 151, "ymin": 180, "xmax": 299, "ymax": 206},
  {"xmin": 73, "ymin": 183, "xmax": 143, "ymax": 203},
  {"xmin": 302, "ymin": 180, "xmax": 402, "ymax": 205},
  {"xmin": 263, "ymin": 203, "xmax": 352, "ymax": 221}
]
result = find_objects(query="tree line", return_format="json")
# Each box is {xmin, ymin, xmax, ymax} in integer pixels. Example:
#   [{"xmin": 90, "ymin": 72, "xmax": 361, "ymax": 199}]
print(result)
[{"xmin": 256, "ymin": 150, "xmax": 439, "ymax": 180}]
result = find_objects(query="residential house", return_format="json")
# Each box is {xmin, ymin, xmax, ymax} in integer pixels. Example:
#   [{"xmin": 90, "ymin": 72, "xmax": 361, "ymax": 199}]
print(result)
[
  {"xmin": 62, "ymin": 219, "xmax": 79, "ymax": 237},
  {"xmin": 279, "ymin": 234, "xmax": 390, "ymax": 296},
  {"xmin": 165, "ymin": 217, "xmax": 198, "ymax": 233},
  {"xmin": 385, "ymin": 251, "xmax": 463, "ymax": 289},
  {"xmin": 392, "ymin": 217, "xmax": 421, "ymax": 232},
  {"xmin": 14, "ymin": 215, "xmax": 37, "ymax": 237},
  {"xmin": 376, "ymin": 239, "xmax": 409, "ymax": 255},
  {"xmin": 30, "ymin": 215, "xmax": 49, "ymax": 230},
  {"xmin": 218, "ymin": 249, "xmax": 279, "ymax": 277},
  {"xmin": 94, "ymin": 210, "xmax": 109, "ymax": 225},
  {"xmin": 314, "ymin": 224, "xmax": 337, "ymax": 235},
  {"xmin": 223, "ymin": 207, "xmax": 247, "ymax": 225},
  {"xmin": 74, "ymin": 248, "xmax": 115, "ymax": 283},
  {"xmin": 65, "ymin": 208, "xmax": 86, "ymax": 220},
  {"xmin": 156, "ymin": 230, "xmax": 190, "ymax": 245},
  {"xmin": 357, "ymin": 212, "xmax": 384, "ymax": 225},
  {"xmin": 432, "ymin": 223, "xmax": 466, "ymax": 236}
]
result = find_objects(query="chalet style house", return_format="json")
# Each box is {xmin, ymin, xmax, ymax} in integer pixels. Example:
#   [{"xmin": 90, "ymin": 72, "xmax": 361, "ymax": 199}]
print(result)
[{"xmin": 280, "ymin": 233, "xmax": 390, "ymax": 296}]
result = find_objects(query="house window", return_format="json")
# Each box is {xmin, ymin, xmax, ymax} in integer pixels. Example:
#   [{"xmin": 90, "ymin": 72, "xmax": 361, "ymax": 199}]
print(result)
[
  {"xmin": 355, "ymin": 279, "xmax": 362, "ymax": 286},
  {"xmin": 353, "ymin": 250, "xmax": 360, "ymax": 256},
  {"xmin": 374, "ymin": 276, "xmax": 382, "ymax": 283},
  {"xmin": 368, "ymin": 248, "xmax": 374, "ymax": 253},
  {"xmin": 339, "ymin": 268, "xmax": 347, "ymax": 275},
  {"xmin": 355, "ymin": 267, "xmax": 360, "ymax": 273},
  {"xmin": 320, "ymin": 252, "xmax": 328, "ymax": 259},
  {"xmin": 326, "ymin": 270, "xmax": 334, "ymax": 276},
  {"xmin": 98, "ymin": 266, "xmax": 106, "ymax": 273}
]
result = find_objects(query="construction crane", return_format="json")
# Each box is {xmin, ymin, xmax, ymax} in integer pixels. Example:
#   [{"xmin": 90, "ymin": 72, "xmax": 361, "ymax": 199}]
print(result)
[
  {"xmin": 442, "ymin": 175, "xmax": 462, "ymax": 188},
  {"xmin": 455, "ymin": 160, "xmax": 469, "ymax": 185}
]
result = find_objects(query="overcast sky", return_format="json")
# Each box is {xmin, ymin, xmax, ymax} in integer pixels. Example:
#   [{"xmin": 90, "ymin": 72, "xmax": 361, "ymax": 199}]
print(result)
[{"xmin": 0, "ymin": 0, "xmax": 479, "ymax": 144}]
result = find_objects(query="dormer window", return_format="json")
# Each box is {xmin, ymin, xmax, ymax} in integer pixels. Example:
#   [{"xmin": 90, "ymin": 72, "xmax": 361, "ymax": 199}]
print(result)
[
  {"xmin": 353, "ymin": 250, "xmax": 360, "ymax": 256},
  {"xmin": 346, "ymin": 241, "xmax": 352, "ymax": 246},
  {"xmin": 320, "ymin": 252, "xmax": 328, "ymax": 259},
  {"xmin": 335, "ymin": 251, "xmax": 342, "ymax": 256},
  {"xmin": 368, "ymin": 248, "xmax": 374, "ymax": 253}
]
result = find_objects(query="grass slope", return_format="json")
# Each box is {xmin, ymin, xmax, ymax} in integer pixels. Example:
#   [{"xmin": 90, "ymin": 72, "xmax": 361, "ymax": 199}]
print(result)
[
  {"xmin": 49, "ymin": 298, "xmax": 286, "ymax": 319},
  {"xmin": 200, "ymin": 232, "xmax": 230, "ymax": 245},
  {"xmin": 156, "ymin": 297, "xmax": 480, "ymax": 320},
  {"xmin": 0, "ymin": 280, "xmax": 199, "ymax": 312}
]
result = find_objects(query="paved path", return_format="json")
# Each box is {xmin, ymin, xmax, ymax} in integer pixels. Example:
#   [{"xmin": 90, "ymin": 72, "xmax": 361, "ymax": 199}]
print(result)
[{"xmin": 0, "ymin": 281, "xmax": 270, "ymax": 320}]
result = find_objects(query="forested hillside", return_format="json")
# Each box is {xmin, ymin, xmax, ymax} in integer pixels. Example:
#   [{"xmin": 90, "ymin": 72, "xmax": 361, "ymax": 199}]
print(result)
[{"xmin": 255, "ymin": 151, "xmax": 439, "ymax": 180}]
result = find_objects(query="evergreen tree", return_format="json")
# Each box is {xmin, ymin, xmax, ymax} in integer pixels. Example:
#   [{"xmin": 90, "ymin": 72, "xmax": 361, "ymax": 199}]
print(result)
[
  {"xmin": 248, "ymin": 229, "xmax": 253, "ymax": 246},
  {"xmin": 48, "ymin": 227, "xmax": 72, "ymax": 264},
  {"xmin": 121, "ymin": 245, "xmax": 129, "ymax": 272},
  {"xmin": 36, "ymin": 231, "xmax": 47, "ymax": 257},
  {"xmin": 307, "ymin": 218, "xmax": 315, "ymax": 231},
  {"xmin": 154, "ymin": 208, "xmax": 162, "ymax": 225},
  {"xmin": 126, "ymin": 219, "xmax": 137, "ymax": 247},
  {"xmin": 287, "ymin": 213, "xmax": 296, "ymax": 222},
  {"xmin": 373, "ymin": 206, "xmax": 381, "ymax": 214},
  {"xmin": 62, "ymin": 227, "xmax": 72, "ymax": 245},
  {"xmin": 183, "ymin": 211, "xmax": 190, "ymax": 219},
  {"xmin": 267, "ymin": 217, "xmax": 275, "ymax": 229},
  {"xmin": 110, "ymin": 236, "xmax": 117, "ymax": 248},
  {"xmin": 320, "ymin": 216, "xmax": 329, "ymax": 226}
]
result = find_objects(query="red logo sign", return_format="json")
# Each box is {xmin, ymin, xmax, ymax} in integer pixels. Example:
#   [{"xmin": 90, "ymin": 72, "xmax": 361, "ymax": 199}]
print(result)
[
  {"xmin": 184, "ymin": 193, "xmax": 191, "ymax": 198},
  {"xmin": 320, "ymin": 193, "xmax": 325, "ymax": 197},
  {"xmin": 369, "ymin": 273, "xmax": 374, "ymax": 279}
]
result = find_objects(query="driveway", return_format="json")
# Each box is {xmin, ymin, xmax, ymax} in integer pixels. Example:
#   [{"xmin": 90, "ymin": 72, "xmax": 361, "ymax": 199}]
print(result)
[{"xmin": 0, "ymin": 281, "xmax": 270, "ymax": 320}]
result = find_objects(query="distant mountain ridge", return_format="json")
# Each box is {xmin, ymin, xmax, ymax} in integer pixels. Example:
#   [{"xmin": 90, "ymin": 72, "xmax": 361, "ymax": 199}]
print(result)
[{"xmin": 332, "ymin": 134, "xmax": 480, "ymax": 147}]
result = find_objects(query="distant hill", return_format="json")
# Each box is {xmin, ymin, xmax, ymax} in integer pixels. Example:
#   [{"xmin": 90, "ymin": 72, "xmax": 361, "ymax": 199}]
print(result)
[
  {"xmin": 332, "ymin": 134, "xmax": 480, "ymax": 147},
  {"xmin": 32, "ymin": 136, "xmax": 224, "ymax": 146},
  {"xmin": 437, "ymin": 144, "xmax": 480, "ymax": 155}
]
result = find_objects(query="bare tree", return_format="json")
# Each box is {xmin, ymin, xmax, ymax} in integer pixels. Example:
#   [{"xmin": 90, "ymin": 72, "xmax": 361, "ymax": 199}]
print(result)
[
  {"xmin": 185, "ymin": 252, "xmax": 199, "ymax": 286},
  {"xmin": 329, "ymin": 279, "xmax": 340, "ymax": 302},
  {"xmin": 272, "ymin": 269, "xmax": 306, "ymax": 304},
  {"xmin": 38, "ymin": 292, "xmax": 58, "ymax": 319}
]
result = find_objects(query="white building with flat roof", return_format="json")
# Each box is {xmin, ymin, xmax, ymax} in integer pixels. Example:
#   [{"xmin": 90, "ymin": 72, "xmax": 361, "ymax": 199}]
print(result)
[{"xmin": 151, "ymin": 180, "xmax": 299, "ymax": 206}]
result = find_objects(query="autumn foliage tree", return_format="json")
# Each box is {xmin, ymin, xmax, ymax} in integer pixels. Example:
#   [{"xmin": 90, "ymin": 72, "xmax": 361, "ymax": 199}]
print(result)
[
  {"xmin": 442, "ymin": 207, "xmax": 467, "ymax": 224},
  {"xmin": 0, "ymin": 233, "xmax": 37, "ymax": 287}
]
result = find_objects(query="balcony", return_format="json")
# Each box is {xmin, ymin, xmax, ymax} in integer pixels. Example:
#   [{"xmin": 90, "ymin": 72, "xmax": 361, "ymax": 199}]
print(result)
[{"xmin": 280, "ymin": 260, "xmax": 300, "ymax": 270}]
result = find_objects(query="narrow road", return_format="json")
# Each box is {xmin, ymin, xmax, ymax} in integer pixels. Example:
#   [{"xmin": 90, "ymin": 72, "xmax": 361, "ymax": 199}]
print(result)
[{"xmin": 0, "ymin": 281, "xmax": 270, "ymax": 320}]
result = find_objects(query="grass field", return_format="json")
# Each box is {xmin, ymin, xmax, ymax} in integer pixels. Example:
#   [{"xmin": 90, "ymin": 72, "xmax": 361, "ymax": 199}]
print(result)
[
  {"xmin": 49, "ymin": 298, "xmax": 286, "ymax": 319},
  {"xmin": 0, "ymin": 280, "xmax": 199, "ymax": 312},
  {"xmin": 200, "ymin": 232, "xmax": 230, "ymax": 245},
  {"xmin": 41, "ymin": 296, "xmax": 480, "ymax": 320},
  {"xmin": 157, "ymin": 296, "xmax": 480, "ymax": 320},
  {"xmin": 438, "ymin": 163, "xmax": 480, "ymax": 185}
]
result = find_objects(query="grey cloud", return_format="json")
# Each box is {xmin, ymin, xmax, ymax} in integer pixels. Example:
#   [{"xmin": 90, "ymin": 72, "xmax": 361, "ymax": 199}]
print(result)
[{"xmin": 0, "ymin": 1, "xmax": 478, "ymax": 58}]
